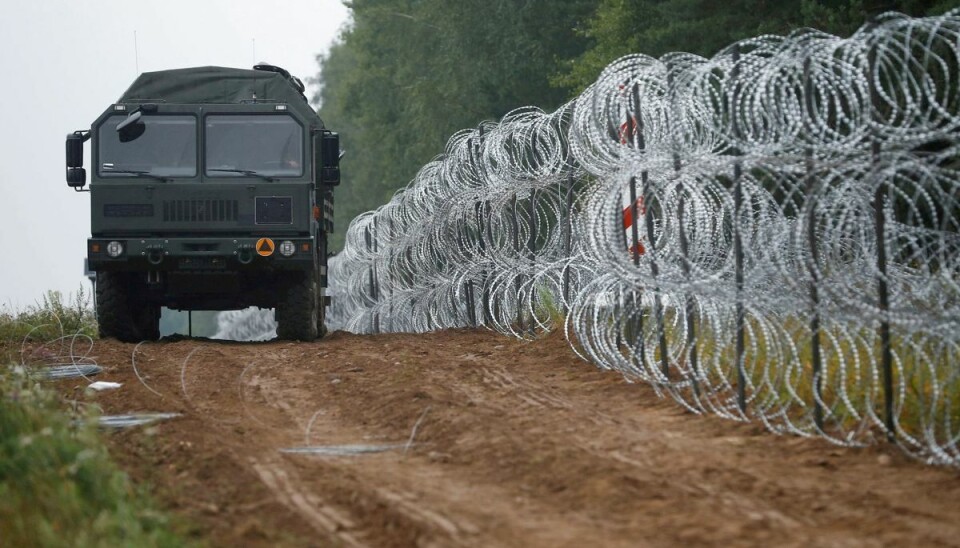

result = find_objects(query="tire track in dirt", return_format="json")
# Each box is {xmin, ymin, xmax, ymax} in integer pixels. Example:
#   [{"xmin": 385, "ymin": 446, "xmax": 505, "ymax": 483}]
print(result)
[
  {"xmin": 250, "ymin": 455, "xmax": 365, "ymax": 546},
  {"xmin": 244, "ymin": 344, "xmax": 486, "ymax": 547},
  {"xmin": 50, "ymin": 329, "xmax": 960, "ymax": 547}
]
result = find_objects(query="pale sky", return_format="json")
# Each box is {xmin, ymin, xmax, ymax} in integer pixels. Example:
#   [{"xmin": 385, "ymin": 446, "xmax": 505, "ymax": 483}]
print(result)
[{"xmin": 0, "ymin": 0, "xmax": 349, "ymax": 309}]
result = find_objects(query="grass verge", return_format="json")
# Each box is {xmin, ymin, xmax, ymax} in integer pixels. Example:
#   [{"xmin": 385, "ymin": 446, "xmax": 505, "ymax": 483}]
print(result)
[
  {"xmin": 0, "ymin": 289, "xmax": 97, "ymax": 343},
  {"xmin": 0, "ymin": 292, "xmax": 196, "ymax": 548}
]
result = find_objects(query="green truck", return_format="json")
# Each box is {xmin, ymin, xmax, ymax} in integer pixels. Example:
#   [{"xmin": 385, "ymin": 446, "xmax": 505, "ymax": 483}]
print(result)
[{"xmin": 66, "ymin": 65, "xmax": 339, "ymax": 342}]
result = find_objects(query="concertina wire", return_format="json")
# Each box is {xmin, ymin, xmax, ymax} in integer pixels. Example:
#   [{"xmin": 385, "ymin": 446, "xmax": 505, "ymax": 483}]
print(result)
[{"xmin": 327, "ymin": 10, "xmax": 960, "ymax": 466}]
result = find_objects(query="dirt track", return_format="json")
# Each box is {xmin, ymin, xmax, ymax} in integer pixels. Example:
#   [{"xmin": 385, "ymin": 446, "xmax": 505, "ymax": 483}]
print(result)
[{"xmin": 54, "ymin": 329, "xmax": 960, "ymax": 547}]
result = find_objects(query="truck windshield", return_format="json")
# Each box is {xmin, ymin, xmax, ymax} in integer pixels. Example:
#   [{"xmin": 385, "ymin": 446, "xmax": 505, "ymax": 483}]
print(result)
[
  {"xmin": 205, "ymin": 115, "xmax": 303, "ymax": 178},
  {"xmin": 98, "ymin": 115, "xmax": 197, "ymax": 177}
]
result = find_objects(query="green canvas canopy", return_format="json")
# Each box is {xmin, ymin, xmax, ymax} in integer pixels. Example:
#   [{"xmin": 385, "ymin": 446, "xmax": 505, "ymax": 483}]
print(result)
[{"xmin": 118, "ymin": 66, "xmax": 322, "ymax": 126}]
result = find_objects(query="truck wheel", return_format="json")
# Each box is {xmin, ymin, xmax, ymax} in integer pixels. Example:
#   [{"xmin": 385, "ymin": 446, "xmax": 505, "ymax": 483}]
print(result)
[
  {"xmin": 276, "ymin": 273, "xmax": 318, "ymax": 341},
  {"xmin": 96, "ymin": 272, "xmax": 159, "ymax": 342},
  {"xmin": 96, "ymin": 272, "xmax": 140, "ymax": 342}
]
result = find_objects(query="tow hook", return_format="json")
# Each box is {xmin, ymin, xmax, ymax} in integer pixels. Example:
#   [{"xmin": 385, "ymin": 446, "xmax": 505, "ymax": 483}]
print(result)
[
  {"xmin": 146, "ymin": 248, "xmax": 164, "ymax": 265},
  {"xmin": 237, "ymin": 248, "xmax": 254, "ymax": 265}
]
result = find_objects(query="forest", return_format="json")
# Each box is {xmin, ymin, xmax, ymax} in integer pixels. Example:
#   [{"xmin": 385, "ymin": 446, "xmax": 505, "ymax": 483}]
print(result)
[{"xmin": 312, "ymin": 0, "xmax": 956, "ymax": 251}]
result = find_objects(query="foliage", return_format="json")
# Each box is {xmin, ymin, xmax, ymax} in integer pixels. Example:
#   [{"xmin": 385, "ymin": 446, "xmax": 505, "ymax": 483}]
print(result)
[
  {"xmin": 313, "ymin": 0, "xmax": 957, "ymax": 252},
  {"xmin": 312, "ymin": 0, "xmax": 595, "ymax": 251},
  {"xmin": 0, "ymin": 289, "xmax": 97, "ymax": 347},
  {"xmin": 556, "ymin": 0, "xmax": 957, "ymax": 93},
  {"xmin": 0, "ymin": 293, "xmax": 193, "ymax": 546},
  {"xmin": 0, "ymin": 371, "xmax": 192, "ymax": 547}
]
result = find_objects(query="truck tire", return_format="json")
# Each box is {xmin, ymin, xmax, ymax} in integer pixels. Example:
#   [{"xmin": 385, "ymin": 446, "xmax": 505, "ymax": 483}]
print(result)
[
  {"xmin": 96, "ymin": 272, "xmax": 160, "ymax": 342},
  {"xmin": 96, "ymin": 272, "xmax": 140, "ymax": 342},
  {"xmin": 276, "ymin": 272, "xmax": 319, "ymax": 341}
]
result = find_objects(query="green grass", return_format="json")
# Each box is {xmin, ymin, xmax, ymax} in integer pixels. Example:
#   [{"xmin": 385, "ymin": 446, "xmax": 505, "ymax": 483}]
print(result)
[
  {"xmin": 604, "ymin": 302, "xmax": 960, "ymax": 454},
  {"xmin": 0, "ymin": 294, "xmax": 196, "ymax": 548},
  {"xmin": 533, "ymin": 284, "xmax": 566, "ymax": 331},
  {"xmin": 0, "ymin": 288, "xmax": 97, "ymax": 345}
]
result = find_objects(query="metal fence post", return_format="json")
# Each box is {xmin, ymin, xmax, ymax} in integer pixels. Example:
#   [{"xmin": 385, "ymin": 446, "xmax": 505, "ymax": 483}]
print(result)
[
  {"xmin": 528, "ymin": 187, "xmax": 538, "ymax": 335},
  {"xmin": 803, "ymin": 56, "xmax": 825, "ymax": 430},
  {"xmin": 365, "ymin": 224, "xmax": 379, "ymax": 334},
  {"xmin": 732, "ymin": 44, "xmax": 748, "ymax": 414},
  {"xmin": 644, "ymin": 163, "xmax": 670, "ymax": 380},
  {"xmin": 629, "ymin": 83, "xmax": 646, "ymax": 370},
  {"xmin": 387, "ymin": 217, "xmax": 395, "ymax": 332},
  {"xmin": 629, "ymin": 180, "xmax": 642, "ymax": 269},
  {"xmin": 463, "ymin": 138, "xmax": 478, "ymax": 329},
  {"xmin": 616, "ymin": 187, "xmax": 627, "ymax": 350},
  {"xmin": 868, "ymin": 41, "xmax": 895, "ymax": 441},
  {"xmin": 478, "ymin": 201, "xmax": 492, "ymax": 325},
  {"xmin": 734, "ymin": 160, "xmax": 747, "ymax": 414},
  {"xmin": 562, "ymin": 174, "xmax": 574, "ymax": 312},
  {"xmin": 628, "ymin": 175, "xmax": 645, "ymax": 366},
  {"xmin": 675, "ymin": 153, "xmax": 700, "ymax": 398},
  {"xmin": 465, "ymin": 280, "xmax": 477, "ymax": 328},
  {"xmin": 511, "ymin": 194, "xmax": 525, "ymax": 332}
]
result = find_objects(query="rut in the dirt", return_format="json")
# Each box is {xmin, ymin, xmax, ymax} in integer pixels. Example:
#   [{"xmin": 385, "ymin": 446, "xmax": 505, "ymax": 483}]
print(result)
[{"xmin": 52, "ymin": 329, "xmax": 960, "ymax": 547}]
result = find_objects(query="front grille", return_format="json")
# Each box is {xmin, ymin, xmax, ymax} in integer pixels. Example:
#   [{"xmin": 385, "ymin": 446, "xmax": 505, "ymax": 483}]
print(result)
[{"xmin": 162, "ymin": 200, "xmax": 238, "ymax": 222}]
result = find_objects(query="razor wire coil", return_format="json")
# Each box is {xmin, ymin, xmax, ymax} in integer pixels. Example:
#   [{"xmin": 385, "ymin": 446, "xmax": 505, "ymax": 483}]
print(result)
[{"xmin": 327, "ymin": 11, "xmax": 960, "ymax": 466}]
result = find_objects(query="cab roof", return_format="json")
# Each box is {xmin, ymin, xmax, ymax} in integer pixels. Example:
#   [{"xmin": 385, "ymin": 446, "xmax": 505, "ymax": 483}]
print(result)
[{"xmin": 118, "ymin": 66, "xmax": 322, "ymax": 126}]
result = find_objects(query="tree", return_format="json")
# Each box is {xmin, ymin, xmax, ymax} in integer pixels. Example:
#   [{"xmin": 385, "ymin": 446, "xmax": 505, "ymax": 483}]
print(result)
[
  {"xmin": 312, "ymin": 0, "xmax": 595, "ymax": 251},
  {"xmin": 556, "ymin": 0, "xmax": 956, "ymax": 93}
]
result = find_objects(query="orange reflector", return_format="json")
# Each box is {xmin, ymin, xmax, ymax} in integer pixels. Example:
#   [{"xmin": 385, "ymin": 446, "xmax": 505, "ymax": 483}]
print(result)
[
  {"xmin": 300, "ymin": 242, "xmax": 310, "ymax": 252},
  {"xmin": 312, "ymin": 205, "xmax": 321, "ymax": 220},
  {"xmin": 91, "ymin": 243, "xmax": 101, "ymax": 253}
]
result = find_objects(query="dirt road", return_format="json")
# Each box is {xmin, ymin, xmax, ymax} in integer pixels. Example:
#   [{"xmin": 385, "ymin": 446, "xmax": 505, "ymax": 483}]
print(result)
[{"xmin": 54, "ymin": 329, "xmax": 960, "ymax": 547}]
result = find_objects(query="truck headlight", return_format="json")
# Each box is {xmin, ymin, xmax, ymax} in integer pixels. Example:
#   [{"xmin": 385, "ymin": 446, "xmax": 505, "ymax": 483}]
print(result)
[
  {"xmin": 279, "ymin": 240, "xmax": 296, "ymax": 257},
  {"xmin": 106, "ymin": 241, "xmax": 124, "ymax": 258}
]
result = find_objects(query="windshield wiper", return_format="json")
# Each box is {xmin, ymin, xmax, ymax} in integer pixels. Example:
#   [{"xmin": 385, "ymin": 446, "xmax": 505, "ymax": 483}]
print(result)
[
  {"xmin": 208, "ymin": 168, "xmax": 276, "ymax": 182},
  {"xmin": 102, "ymin": 169, "xmax": 171, "ymax": 182}
]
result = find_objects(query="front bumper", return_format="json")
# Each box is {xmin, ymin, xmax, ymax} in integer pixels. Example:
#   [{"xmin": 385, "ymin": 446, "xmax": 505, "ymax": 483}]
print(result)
[{"xmin": 88, "ymin": 236, "xmax": 315, "ymax": 271}]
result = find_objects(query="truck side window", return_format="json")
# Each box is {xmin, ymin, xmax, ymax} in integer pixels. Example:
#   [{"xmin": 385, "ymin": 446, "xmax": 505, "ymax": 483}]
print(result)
[
  {"xmin": 205, "ymin": 115, "xmax": 303, "ymax": 178},
  {"xmin": 98, "ymin": 115, "xmax": 197, "ymax": 177}
]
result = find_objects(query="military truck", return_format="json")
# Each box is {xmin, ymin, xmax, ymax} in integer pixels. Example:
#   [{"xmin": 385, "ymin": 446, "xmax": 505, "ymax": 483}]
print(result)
[{"xmin": 65, "ymin": 65, "xmax": 339, "ymax": 342}]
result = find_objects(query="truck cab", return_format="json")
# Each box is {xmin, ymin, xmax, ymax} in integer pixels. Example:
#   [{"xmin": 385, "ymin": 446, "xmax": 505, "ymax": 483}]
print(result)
[{"xmin": 66, "ymin": 65, "xmax": 339, "ymax": 342}]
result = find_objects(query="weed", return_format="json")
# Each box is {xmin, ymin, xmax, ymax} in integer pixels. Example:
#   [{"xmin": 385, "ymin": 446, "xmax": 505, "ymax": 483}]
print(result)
[
  {"xmin": 0, "ymin": 368, "xmax": 193, "ymax": 547},
  {"xmin": 0, "ymin": 294, "xmax": 195, "ymax": 547},
  {"xmin": 0, "ymin": 288, "xmax": 97, "ymax": 346}
]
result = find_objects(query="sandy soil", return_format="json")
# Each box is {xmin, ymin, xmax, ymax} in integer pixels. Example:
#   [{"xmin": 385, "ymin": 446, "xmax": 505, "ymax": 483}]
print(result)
[{"xmin": 48, "ymin": 329, "xmax": 960, "ymax": 547}]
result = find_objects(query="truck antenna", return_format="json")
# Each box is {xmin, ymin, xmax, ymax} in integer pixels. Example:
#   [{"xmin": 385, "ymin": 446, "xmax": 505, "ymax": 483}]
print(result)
[
  {"xmin": 252, "ymin": 38, "xmax": 256, "ymax": 66},
  {"xmin": 134, "ymin": 30, "xmax": 140, "ymax": 75}
]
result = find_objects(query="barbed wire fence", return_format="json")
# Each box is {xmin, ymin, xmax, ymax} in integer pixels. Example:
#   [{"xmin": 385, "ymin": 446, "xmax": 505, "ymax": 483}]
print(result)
[{"xmin": 327, "ymin": 10, "xmax": 960, "ymax": 466}]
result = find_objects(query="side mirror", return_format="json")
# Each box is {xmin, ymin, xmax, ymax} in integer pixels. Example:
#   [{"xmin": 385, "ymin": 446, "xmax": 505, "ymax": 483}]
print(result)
[
  {"xmin": 66, "ymin": 131, "xmax": 90, "ymax": 188},
  {"xmin": 117, "ymin": 111, "xmax": 146, "ymax": 142},
  {"xmin": 67, "ymin": 167, "xmax": 87, "ymax": 187},
  {"xmin": 318, "ymin": 131, "xmax": 340, "ymax": 186},
  {"xmin": 66, "ymin": 133, "xmax": 84, "ymax": 167}
]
